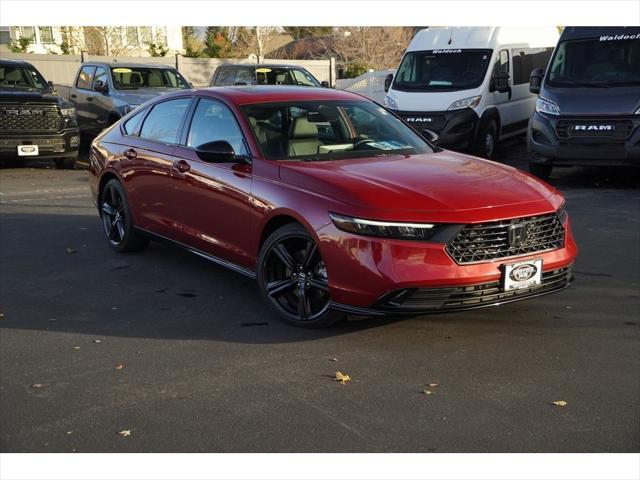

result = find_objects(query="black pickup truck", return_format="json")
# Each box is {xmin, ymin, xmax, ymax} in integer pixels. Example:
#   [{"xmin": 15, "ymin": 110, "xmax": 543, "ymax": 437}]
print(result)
[{"xmin": 0, "ymin": 59, "xmax": 80, "ymax": 169}]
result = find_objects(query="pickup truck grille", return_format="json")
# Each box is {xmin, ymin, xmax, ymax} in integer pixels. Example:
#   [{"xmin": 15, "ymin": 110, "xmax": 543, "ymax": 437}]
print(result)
[
  {"xmin": 446, "ymin": 213, "xmax": 565, "ymax": 264},
  {"xmin": 0, "ymin": 104, "xmax": 62, "ymax": 133}
]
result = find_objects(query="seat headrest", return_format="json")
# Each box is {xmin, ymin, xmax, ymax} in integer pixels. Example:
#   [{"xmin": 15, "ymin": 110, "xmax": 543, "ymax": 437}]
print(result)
[
  {"xmin": 130, "ymin": 73, "xmax": 143, "ymax": 86},
  {"xmin": 289, "ymin": 117, "xmax": 318, "ymax": 139}
]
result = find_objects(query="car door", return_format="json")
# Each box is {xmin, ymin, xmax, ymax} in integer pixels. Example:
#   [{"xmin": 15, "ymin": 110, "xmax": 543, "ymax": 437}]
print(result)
[
  {"xmin": 117, "ymin": 96, "xmax": 193, "ymax": 239},
  {"xmin": 170, "ymin": 96, "xmax": 256, "ymax": 268},
  {"xmin": 71, "ymin": 65, "xmax": 95, "ymax": 131},
  {"xmin": 489, "ymin": 49, "xmax": 513, "ymax": 130}
]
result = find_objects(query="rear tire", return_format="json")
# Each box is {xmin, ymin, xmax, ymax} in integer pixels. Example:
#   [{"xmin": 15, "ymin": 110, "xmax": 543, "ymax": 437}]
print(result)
[
  {"xmin": 474, "ymin": 119, "xmax": 498, "ymax": 159},
  {"xmin": 100, "ymin": 178, "xmax": 149, "ymax": 253},
  {"xmin": 257, "ymin": 223, "xmax": 343, "ymax": 328},
  {"xmin": 55, "ymin": 155, "xmax": 77, "ymax": 170},
  {"xmin": 529, "ymin": 162, "xmax": 553, "ymax": 179}
]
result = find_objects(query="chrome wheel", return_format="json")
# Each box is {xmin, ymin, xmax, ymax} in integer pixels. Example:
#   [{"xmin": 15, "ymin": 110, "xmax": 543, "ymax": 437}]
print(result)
[
  {"xmin": 101, "ymin": 184, "xmax": 126, "ymax": 246},
  {"xmin": 263, "ymin": 234, "xmax": 330, "ymax": 322}
]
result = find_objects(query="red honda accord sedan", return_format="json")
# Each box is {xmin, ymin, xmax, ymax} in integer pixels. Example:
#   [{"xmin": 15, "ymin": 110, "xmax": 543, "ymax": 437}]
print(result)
[{"xmin": 88, "ymin": 86, "xmax": 577, "ymax": 327}]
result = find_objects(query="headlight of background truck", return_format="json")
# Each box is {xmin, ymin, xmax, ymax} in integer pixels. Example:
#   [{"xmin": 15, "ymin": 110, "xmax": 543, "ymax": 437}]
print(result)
[{"xmin": 536, "ymin": 97, "xmax": 560, "ymax": 116}]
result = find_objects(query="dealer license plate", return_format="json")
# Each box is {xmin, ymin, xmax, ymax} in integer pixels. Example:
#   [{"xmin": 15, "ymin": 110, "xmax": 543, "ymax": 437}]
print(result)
[
  {"xmin": 17, "ymin": 145, "xmax": 39, "ymax": 156},
  {"xmin": 503, "ymin": 259, "xmax": 543, "ymax": 291}
]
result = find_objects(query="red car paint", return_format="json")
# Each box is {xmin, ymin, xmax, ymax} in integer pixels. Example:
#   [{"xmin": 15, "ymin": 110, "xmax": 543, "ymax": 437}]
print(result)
[{"xmin": 89, "ymin": 87, "xmax": 577, "ymax": 312}]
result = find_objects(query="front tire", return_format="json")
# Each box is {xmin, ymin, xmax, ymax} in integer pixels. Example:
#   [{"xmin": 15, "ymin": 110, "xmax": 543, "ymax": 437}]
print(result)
[
  {"xmin": 100, "ymin": 178, "xmax": 149, "ymax": 253},
  {"xmin": 474, "ymin": 119, "xmax": 498, "ymax": 159},
  {"xmin": 257, "ymin": 223, "xmax": 343, "ymax": 328}
]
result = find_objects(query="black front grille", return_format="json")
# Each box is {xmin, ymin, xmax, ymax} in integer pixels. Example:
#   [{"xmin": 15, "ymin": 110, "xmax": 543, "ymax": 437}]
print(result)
[
  {"xmin": 379, "ymin": 266, "xmax": 571, "ymax": 312},
  {"xmin": 446, "ymin": 213, "xmax": 565, "ymax": 264},
  {"xmin": 396, "ymin": 111, "xmax": 446, "ymax": 130},
  {"xmin": 556, "ymin": 119, "xmax": 633, "ymax": 140},
  {"xmin": 0, "ymin": 104, "xmax": 62, "ymax": 132}
]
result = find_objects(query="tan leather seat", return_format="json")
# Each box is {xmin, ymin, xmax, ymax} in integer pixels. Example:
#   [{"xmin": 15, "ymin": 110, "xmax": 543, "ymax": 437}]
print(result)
[{"xmin": 287, "ymin": 117, "xmax": 322, "ymax": 157}]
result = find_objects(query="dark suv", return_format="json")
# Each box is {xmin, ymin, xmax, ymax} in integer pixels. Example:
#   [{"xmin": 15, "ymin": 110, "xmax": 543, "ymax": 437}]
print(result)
[
  {"xmin": 210, "ymin": 64, "xmax": 328, "ymax": 88},
  {"xmin": 0, "ymin": 59, "xmax": 80, "ymax": 169}
]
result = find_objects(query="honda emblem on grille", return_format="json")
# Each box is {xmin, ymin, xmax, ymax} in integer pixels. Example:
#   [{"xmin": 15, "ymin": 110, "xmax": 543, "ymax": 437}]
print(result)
[{"xmin": 507, "ymin": 223, "xmax": 527, "ymax": 247}]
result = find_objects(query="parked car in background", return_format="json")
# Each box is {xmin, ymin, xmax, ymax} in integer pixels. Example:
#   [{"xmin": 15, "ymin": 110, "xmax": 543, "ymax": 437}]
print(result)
[
  {"xmin": 0, "ymin": 59, "xmax": 80, "ymax": 169},
  {"xmin": 89, "ymin": 86, "xmax": 576, "ymax": 328},
  {"xmin": 384, "ymin": 27, "xmax": 559, "ymax": 158},
  {"xmin": 58, "ymin": 62, "xmax": 192, "ymax": 136},
  {"xmin": 528, "ymin": 26, "xmax": 640, "ymax": 178},
  {"xmin": 211, "ymin": 64, "xmax": 328, "ymax": 88}
]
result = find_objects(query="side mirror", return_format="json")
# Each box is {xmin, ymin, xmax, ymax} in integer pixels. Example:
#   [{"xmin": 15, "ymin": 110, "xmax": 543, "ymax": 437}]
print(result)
[
  {"xmin": 529, "ymin": 67, "xmax": 544, "ymax": 94},
  {"xmin": 493, "ymin": 72, "xmax": 510, "ymax": 93},
  {"xmin": 47, "ymin": 80, "xmax": 55, "ymax": 89},
  {"xmin": 321, "ymin": 80, "xmax": 330, "ymax": 88},
  {"xmin": 384, "ymin": 73, "xmax": 394, "ymax": 93},
  {"xmin": 422, "ymin": 129, "xmax": 440, "ymax": 146},
  {"xmin": 195, "ymin": 140, "xmax": 236, "ymax": 163},
  {"xmin": 94, "ymin": 80, "xmax": 108, "ymax": 93}
]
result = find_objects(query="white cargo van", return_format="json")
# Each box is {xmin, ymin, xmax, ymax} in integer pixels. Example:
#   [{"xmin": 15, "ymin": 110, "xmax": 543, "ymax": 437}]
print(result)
[{"xmin": 384, "ymin": 27, "xmax": 559, "ymax": 158}]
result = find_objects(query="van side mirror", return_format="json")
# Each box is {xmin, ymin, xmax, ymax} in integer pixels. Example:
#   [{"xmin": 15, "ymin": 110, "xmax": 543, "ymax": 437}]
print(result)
[
  {"xmin": 493, "ymin": 72, "xmax": 510, "ymax": 93},
  {"xmin": 529, "ymin": 67, "xmax": 544, "ymax": 94},
  {"xmin": 384, "ymin": 73, "xmax": 394, "ymax": 92},
  {"xmin": 94, "ymin": 80, "xmax": 108, "ymax": 93},
  {"xmin": 422, "ymin": 129, "xmax": 440, "ymax": 146},
  {"xmin": 195, "ymin": 140, "xmax": 236, "ymax": 163},
  {"xmin": 321, "ymin": 80, "xmax": 330, "ymax": 88}
]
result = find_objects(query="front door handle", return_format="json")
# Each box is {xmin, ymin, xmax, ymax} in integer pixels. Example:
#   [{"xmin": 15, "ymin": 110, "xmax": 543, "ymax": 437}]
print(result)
[
  {"xmin": 123, "ymin": 148, "xmax": 137, "ymax": 160},
  {"xmin": 172, "ymin": 159, "xmax": 191, "ymax": 173},
  {"xmin": 70, "ymin": 94, "xmax": 77, "ymax": 99}
]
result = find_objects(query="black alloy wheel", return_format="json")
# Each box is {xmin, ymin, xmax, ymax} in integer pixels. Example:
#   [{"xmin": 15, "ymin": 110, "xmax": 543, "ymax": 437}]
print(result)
[
  {"xmin": 100, "ymin": 179, "xmax": 149, "ymax": 252},
  {"xmin": 258, "ymin": 223, "xmax": 343, "ymax": 328}
]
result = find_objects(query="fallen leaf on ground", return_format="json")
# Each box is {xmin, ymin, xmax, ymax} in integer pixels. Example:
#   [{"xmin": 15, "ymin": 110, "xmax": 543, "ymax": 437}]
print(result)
[
  {"xmin": 117, "ymin": 429, "xmax": 131, "ymax": 437},
  {"xmin": 73, "ymin": 346, "xmax": 80, "ymax": 350},
  {"xmin": 93, "ymin": 339, "xmax": 101, "ymax": 344},
  {"xmin": 335, "ymin": 371, "xmax": 351, "ymax": 384},
  {"xmin": 31, "ymin": 383, "xmax": 45, "ymax": 389},
  {"xmin": 428, "ymin": 383, "xmax": 439, "ymax": 387},
  {"xmin": 65, "ymin": 247, "xmax": 77, "ymax": 254},
  {"xmin": 551, "ymin": 400, "xmax": 568, "ymax": 407},
  {"xmin": 114, "ymin": 363, "xmax": 124, "ymax": 370},
  {"xmin": 0, "ymin": 313, "xmax": 4, "ymax": 319},
  {"xmin": 329, "ymin": 357, "xmax": 338, "ymax": 362},
  {"xmin": 423, "ymin": 389, "xmax": 432, "ymax": 395}
]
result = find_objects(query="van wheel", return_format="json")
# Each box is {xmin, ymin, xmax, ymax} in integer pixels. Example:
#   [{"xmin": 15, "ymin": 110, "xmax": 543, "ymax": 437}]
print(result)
[
  {"xmin": 54, "ymin": 156, "xmax": 77, "ymax": 170},
  {"xmin": 475, "ymin": 119, "xmax": 498, "ymax": 159},
  {"xmin": 529, "ymin": 162, "xmax": 553, "ymax": 179}
]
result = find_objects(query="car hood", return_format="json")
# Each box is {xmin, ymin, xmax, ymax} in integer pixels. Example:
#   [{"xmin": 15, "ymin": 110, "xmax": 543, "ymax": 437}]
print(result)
[
  {"xmin": 279, "ymin": 150, "xmax": 563, "ymax": 223},
  {"xmin": 542, "ymin": 84, "xmax": 640, "ymax": 116},
  {"xmin": 111, "ymin": 87, "xmax": 185, "ymax": 106},
  {"xmin": 0, "ymin": 89, "xmax": 62, "ymax": 105}
]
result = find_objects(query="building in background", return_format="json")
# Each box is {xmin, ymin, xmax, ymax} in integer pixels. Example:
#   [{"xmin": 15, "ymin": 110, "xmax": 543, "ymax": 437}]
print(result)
[{"xmin": 5, "ymin": 26, "xmax": 184, "ymax": 56}]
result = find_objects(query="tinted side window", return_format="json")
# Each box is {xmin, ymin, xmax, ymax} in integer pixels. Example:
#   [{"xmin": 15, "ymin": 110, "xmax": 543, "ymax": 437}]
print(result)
[
  {"xmin": 234, "ymin": 68, "xmax": 253, "ymax": 85},
  {"xmin": 186, "ymin": 98, "xmax": 247, "ymax": 155},
  {"xmin": 139, "ymin": 98, "xmax": 191, "ymax": 144},
  {"xmin": 122, "ymin": 109, "xmax": 146, "ymax": 136},
  {"xmin": 76, "ymin": 66, "xmax": 95, "ymax": 90},
  {"xmin": 511, "ymin": 47, "xmax": 554, "ymax": 85},
  {"xmin": 214, "ymin": 67, "xmax": 235, "ymax": 86},
  {"xmin": 92, "ymin": 66, "xmax": 108, "ymax": 90}
]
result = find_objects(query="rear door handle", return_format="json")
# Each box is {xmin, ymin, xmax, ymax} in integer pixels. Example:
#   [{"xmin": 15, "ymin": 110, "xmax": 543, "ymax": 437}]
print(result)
[
  {"xmin": 172, "ymin": 159, "xmax": 191, "ymax": 173},
  {"xmin": 70, "ymin": 94, "xmax": 77, "ymax": 99},
  {"xmin": 123, "ymin": 148, "xmax": 137, "ymax": 160}
]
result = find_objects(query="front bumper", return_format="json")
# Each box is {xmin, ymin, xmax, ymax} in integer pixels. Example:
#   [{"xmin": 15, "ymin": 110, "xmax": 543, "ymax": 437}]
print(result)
[
  {"xmin": 318, "ymin": 216, "xmax": 578, "ymax": 314},
  {"xmin": 395, "ymin": 108, "xmax": 479, "ymax": 151},
  {"xmin": 0, "ymin": 127, "xmax": 80, "ymax": 160},
  {"xmin": 528, "ymin": 112, "xmax": 640, "ymax": 167}
]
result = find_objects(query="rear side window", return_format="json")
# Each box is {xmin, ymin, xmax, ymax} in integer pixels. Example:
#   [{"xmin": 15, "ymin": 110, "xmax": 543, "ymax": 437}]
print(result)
[
  {"xmin": 511, "ymin": 47, "xmax": 554, "ymax": 85},
  {"xmin": 139, "ymin": 98, "xmax": 191, "ymax": 144},
  {"xmin": 76, "ymin": 66, "xmax": 95, "ymax": 90},
  {"xmin": 122, "ymin": 109, "xmax": 146, "ymax": 136},
  {"xmin": 214, "ymin": 67, "xmax": 235, "ymax": 86}
]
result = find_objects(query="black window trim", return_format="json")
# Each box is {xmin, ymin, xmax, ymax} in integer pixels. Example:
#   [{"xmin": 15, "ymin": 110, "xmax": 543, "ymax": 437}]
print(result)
[
  {"xmin": 76, "ymin": 64, "xmax": 97, "ymax": 91},
  {"xmin": 135, "ymin": 95, "xmax": 196, "ymax": 147},
  {"xmin": 489, "ymin": 49, "xmax": 510, "ymax": 92},
  {"xmin": 119, "ymin": 106, "xmax": 150, "ymax": 138}
]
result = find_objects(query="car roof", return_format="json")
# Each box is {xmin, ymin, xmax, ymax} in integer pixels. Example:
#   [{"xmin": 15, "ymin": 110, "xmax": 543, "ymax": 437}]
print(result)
[
  {"xmin": 0, "ymin": 59, "xmax": 33, "ymax": 67},
  {"xmin": 560, "ymin": 26, "xmax": 640, "ymax": 41},
  {"xmin": 83, "ymin": 62, "xmax": 175, "ymax": 69},
  {"xmin": 195, "ymin": 86, "xmax": 367, "ymax": 105},
  {"xmin": 218, "ymin": 64, "xmax": 308, "ymax": 70}
]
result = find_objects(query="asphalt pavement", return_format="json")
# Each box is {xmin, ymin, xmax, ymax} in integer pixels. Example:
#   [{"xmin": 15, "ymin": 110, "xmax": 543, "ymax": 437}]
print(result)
[{"xmin": 0, "ymin": 141, "xmax": 639, "ymax": 452}]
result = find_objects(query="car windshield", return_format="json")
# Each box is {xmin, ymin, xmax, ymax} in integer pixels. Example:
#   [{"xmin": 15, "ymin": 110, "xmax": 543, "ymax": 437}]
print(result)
[
  {"xmin": 255, "ymin": 67, "xmax": 320, "ymax": 87},
  {"xmin": 242, "ymin": 100, "xmax": 433, "ymax": 161},
  {"xmin": 547, "ymin": 35, "xmax": 640, "ymax": 87},
  {"xmin": 0, "ymin": 64, "xmax": 48, "ymax": 91},
  {"xmin": 393, "ymin": 49, "xmax": 492, "ymax": 91},
  {"xmin": 110, "ymin": 67, "xmax": 190, "ymax": 90}
]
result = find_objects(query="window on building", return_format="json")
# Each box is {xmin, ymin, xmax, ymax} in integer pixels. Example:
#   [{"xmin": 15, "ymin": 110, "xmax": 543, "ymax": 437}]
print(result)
[
  {"xmin": 139, "ymin": 27, "xmax": 152, "ymax": 45},
  {"xmin": 126, "ymin": 27, "xmax": 139, "ymax": 47},
  {"xmin": 155, "ymin": 26, "xmax": 168, "ymax": 47},
  {"xmin": 109, "ymin": 27, "xmax": 123, "ymax": 50},
  {"xmin": 13, "ymin": 26, "xmax": 35, "ymax": 41},
  {"xmin": 38, "ymin": 27, "xmax": 54, "ymax": 44}
]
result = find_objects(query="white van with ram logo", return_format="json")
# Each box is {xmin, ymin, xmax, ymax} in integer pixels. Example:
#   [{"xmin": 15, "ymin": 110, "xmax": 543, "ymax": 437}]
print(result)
[{"xmin": 384, "ymin": 27, "xmax": 559, "ymax": 158}]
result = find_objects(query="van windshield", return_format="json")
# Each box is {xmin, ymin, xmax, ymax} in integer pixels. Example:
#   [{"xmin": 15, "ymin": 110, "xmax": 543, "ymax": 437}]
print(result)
[
  {"xmin": 393, "ymin": 49, "xmax": 492, "ymax": 92},
  {"xmin": 547, "ymin": 35, "xmax": 640, "ymax": 87}
]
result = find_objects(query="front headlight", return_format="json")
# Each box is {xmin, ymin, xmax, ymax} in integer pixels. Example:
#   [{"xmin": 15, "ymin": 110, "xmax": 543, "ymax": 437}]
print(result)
[
  {"xmin": 124, "ymin": 104, "xmax": 140, "ymax": 114},
  {"xmin": 635, "ymin": 106, "xmax": 640, "ymax": 115},
  {"xmin": 536, "ymin": 97, "xmax": 560, "ymax": 116},
  {"xmin": 329, "ymin": 213, "xmax": 439, "ymax": 241},
  {"xmin": 448, "ymin": 95, "xmax": 481, "ymax": 111},
  {"xmin": 384, "ymin": 96, "xmax": 398, "ymax": 110},
  {"xmin": 60, "ymin": 107, "xmax": 75, "ymax": 117}
]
